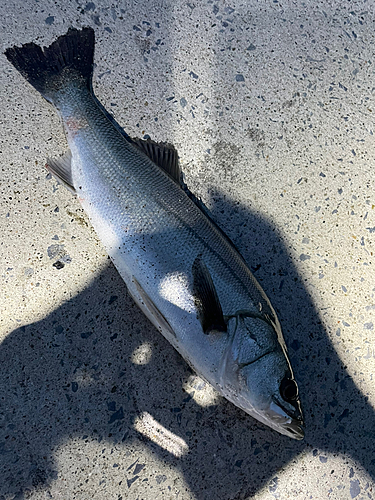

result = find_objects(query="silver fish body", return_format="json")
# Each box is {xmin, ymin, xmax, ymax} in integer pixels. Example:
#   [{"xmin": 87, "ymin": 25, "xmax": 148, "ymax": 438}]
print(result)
[{"xmin": 5, "ymin": 28, "xmax": 304, "ymax": 439}]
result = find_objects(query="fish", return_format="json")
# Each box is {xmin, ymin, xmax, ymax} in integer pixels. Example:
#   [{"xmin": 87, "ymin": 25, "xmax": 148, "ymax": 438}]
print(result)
[{"xmin": 4, "ymin": 27, "xmax": 304, "ymax": 439}]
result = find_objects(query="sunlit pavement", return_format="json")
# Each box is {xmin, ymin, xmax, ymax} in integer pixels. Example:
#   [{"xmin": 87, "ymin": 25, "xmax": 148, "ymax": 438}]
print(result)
[{"xmin": 1, "ymin": 1, "xmax": 375, "ymax": 499}]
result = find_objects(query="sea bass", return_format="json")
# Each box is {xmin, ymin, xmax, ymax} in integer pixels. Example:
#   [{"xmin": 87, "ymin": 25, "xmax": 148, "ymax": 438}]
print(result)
[{"xmin": 5, "ymin": 27, "xmax": 304, "ymax": 439}]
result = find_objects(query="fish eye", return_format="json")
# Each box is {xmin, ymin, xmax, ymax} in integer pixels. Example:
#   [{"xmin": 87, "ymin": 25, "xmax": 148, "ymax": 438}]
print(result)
[{"xmin": 280, "ymin": 376, "xmax": 298, "ymax": 401}]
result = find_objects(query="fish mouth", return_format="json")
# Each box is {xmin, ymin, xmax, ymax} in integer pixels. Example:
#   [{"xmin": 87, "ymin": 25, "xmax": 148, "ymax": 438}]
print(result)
[
  {"xmin": 280, "ymin": 419, "xmax": 305, "ymax": 440},
  {"xmin": 265, "ymin": 400, "xmax": 304, "ymax": 440}
]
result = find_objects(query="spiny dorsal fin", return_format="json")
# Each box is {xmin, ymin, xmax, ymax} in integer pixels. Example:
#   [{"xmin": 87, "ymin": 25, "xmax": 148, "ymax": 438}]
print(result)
[
  {"xmin": 132, "ymin": 138, "xmax": 181, "ymax": 185},
  {"xmin": 46, "ymin": 150, "xmax": 75, "ymax": 193},
  {"xmin": 192, "ymin": 255, "xmax": 227, "ymax": 334}
]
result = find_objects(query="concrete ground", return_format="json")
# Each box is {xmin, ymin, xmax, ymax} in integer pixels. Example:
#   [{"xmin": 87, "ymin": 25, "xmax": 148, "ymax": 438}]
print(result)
[{"xmin": 1, "ymin": 0, "xmax": 375, "ymax": 498}]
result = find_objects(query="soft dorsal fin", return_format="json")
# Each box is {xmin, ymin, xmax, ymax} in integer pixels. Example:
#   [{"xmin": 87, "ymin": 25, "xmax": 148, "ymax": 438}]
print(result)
[
  {"xmin": 192, "ymin": 255, "xmax": 227, "ymax": 334},
  {"xmin": 132, "ymin": 138, "xmax": 181, "ymax": 185},
  {"xmin": 46, "ymin": 150, "xmax": 75, "ymax": 193}
]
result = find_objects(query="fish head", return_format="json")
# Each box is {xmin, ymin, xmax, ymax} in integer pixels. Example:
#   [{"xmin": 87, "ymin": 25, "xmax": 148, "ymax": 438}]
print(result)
[
  {"xmin": 219, "ymin": 314, "xmax": 304, "ymax": 440},
  {"xmin": 236, "ymin": 350, "xmax": 304, "ymax": 439}
]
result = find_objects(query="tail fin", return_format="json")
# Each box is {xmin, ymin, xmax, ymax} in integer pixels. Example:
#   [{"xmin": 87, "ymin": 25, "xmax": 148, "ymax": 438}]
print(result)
[{"xmin": 4, "ymin": 27, "xmax": 95, "ymax": 102}]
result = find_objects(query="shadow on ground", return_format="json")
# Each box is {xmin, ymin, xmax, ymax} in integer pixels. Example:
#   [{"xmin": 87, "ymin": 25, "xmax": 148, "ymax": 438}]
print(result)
[{"xmin": 1, "ymin": 191, "xmax": 374, "ymax": 500}]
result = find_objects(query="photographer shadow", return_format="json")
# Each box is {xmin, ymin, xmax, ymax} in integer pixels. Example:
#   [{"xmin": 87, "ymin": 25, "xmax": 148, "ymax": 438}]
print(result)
[{"xmin": 0, "ymin": 191, "xmax": 373, "ymax": 499}]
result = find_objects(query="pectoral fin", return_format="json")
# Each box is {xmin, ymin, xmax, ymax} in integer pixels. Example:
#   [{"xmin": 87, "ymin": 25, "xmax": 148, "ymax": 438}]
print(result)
[
  {"xmin": 46, "ymin": 150, "xmax": 75, "ymax": 193},
  {"xmin": 192, "ymin": 256, "xmax": 227, "ymax": 334}
]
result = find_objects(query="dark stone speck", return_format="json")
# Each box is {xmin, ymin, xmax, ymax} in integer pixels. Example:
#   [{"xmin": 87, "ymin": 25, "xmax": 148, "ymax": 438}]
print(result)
[
  {"xmin": 299, "ymin": 254, "xmax": 311, "ymax": 261},
  {"xmin": 127, "ymin": 476, "xmax": 139, "ymax": 488},
  {"xmin": 324, "ymin": 414, "xmax": 331, "ymax": 427},
  {"xmin": 338, "ymin": 409, "xmax": 349, "ymax": 421},
  {"xmin": 350, "ymin": 479, "xmax": 360, "ymax": 498},
  {"xmin": 107, "ymin": 401, "xmax": 116, "ymax": 412},
  {"xmin": 109, "ymin": 406, "xmax": 124, "ymax": 423},
  {"xmin": 92, "ymin": 15, "xmax": 101, "ymax": 26},
  {"xmin": 269, "ymin": 477, "xmax": 278, "ymax": 493},
  {"xmin": 85, "ymin": 2, "xmax": 95, "ymax": 11},
  {"xmin": 81, "ymin": 331, "xmax": 93, "ymax": 339},
  {"xmin": 291, "ymin": 339, "xmax": 300, "ymax": 350},
  {"xmin": 133, "ymin": 463, "xmax": 145, "ymax": 474}
]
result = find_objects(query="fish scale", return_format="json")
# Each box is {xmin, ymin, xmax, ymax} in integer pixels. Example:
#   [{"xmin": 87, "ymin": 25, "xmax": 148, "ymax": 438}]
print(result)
[
  {"xmin": 5, "ymin": 27, "xmax": 304, "ymax": 439},
  {"xmin": 59, "ymin": 85, "xmax": 267, "ymax": 318}
]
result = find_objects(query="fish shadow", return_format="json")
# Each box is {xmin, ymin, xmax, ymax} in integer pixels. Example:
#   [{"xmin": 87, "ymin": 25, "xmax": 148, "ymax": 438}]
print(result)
[{"xmin": 0, "ymin": 193, "xmax": 374, "ymax": 499}]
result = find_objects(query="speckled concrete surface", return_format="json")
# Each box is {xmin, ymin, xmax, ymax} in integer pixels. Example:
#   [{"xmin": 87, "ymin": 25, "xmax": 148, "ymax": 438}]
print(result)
[{"xmin": 1, "ymin": 1, "xmax": 375, "ymax": 499}]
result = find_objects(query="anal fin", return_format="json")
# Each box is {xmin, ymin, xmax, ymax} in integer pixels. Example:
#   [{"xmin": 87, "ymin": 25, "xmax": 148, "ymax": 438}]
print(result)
[{"xmin": 132, "ymin": 277, "xmax": 177, "ymax": 339}]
